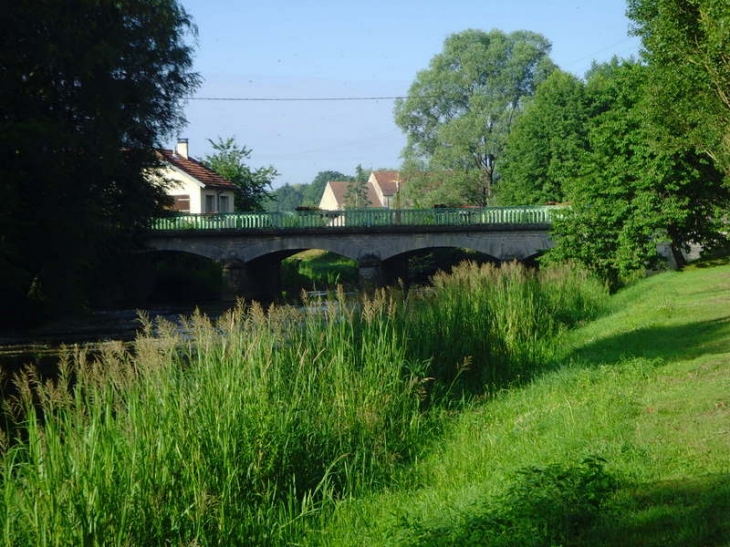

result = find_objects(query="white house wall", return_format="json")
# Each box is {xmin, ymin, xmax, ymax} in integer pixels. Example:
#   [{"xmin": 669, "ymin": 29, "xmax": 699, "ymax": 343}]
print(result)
[
  {"xmin": 319, "ymin": 184, "xmax": 341, "ymax": 211},
  {"xmin": 156, "ymin": 165, "xmax": 235, "ymax": 213}
]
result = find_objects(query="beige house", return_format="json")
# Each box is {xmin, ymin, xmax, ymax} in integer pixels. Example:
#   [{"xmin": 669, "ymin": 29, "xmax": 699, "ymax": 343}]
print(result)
[
  {"xmin": 154, "ymin": 139, "xmax": 238, "ymax": 214},
  {"xmin": 319, "ymin": 171, "xmax": 402, "ymax": 211}
]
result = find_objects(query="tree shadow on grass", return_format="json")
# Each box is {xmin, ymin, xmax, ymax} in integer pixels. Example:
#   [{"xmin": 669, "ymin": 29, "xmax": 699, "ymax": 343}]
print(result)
[
  {"xmin": 397, "ymin": 473, "xmax": 730, "ymax": 547},
  {"xmin": 590, "ymin": 474, "xmax": 730, "ymax": 547},
  {"xmin": 569, "ymin": 316, "xmax": 730, "ymax": 366}
]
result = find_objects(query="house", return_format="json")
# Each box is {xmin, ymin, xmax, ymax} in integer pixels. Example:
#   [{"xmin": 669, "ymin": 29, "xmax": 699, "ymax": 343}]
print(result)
[
  {"xmin": 318, "ymin": 171, "xmax": 403, "ymax": 211},
  {"xmin": 154, "ymin": 139, "xmax": 238, "ymax": 214}
]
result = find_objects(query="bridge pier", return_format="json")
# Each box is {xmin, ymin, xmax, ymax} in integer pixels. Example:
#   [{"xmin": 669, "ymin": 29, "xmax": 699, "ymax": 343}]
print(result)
[
  {"xmin": 221, "ymin": 259, "xmax": 247, "ymax": 302},
  {"xmin": 358, "ymin": 254, "xmax": 385, "ymax": 293}
]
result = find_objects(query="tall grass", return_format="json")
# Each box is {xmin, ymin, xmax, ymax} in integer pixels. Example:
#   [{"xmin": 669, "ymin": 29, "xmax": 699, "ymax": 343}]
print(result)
[
  {"xmin": 403, "ymin": 261, "xmax": 607, "ymax": 396},
  {"xmin": 0, "ymin": 262, "xmax": 606, "ymax": 546}
]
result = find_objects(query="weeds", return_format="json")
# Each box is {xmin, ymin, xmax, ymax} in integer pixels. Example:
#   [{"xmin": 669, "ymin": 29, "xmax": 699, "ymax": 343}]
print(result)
[
  {"xmin": 397, "ymin": 457, "xmax": 619, "ymax": 547},
  {"xmin": 0, "ymin": 262, "xmax": 606, "ymax": 545}
]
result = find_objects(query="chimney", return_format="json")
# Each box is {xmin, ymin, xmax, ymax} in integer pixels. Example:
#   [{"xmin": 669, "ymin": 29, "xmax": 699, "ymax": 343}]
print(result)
[{"xmin": 175, "ymin": 138, "xmax": 189, "ymax": 159}]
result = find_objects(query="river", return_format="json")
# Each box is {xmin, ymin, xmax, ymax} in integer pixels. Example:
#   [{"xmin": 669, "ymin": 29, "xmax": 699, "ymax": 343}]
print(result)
[
  {"xmin": 0, "ymin": 303, "xmax": 236, "ymax": 376},
  {"xmin": 0, "ymin": 290, "xmax": 347, "ymax": 375}
]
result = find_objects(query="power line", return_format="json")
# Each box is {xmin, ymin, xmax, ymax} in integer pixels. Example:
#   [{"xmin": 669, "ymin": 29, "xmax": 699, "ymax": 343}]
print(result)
[{"xmin": 190, "ymin": 96, "xmax": 407, "ymax": 102}]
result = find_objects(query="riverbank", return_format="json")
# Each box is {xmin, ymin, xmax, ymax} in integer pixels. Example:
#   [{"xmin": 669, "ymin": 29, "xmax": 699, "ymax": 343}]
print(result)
[
  {"xmin": 322, "ymin": 263, "xmax": 730, "ymax": 546},
  {"xmin": 0, "ymin": 262, "xmax": 607, "ymax": 546}
]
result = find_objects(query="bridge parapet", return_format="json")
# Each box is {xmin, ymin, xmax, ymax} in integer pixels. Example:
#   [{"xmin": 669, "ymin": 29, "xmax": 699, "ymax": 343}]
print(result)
[
  {"xmin": 145, "ymin": 210, "xmax": 560, "ymax": 301},
  {"xmin": 150, "ymin": 206, "xmax": 566, "ymax": 232}
]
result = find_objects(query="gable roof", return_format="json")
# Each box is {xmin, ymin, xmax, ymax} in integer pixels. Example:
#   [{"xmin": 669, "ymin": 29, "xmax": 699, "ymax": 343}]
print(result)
[
  {"xmin": 326, "ymin": 181, "xmax": 350, "ymax": 206},
  {"xmin": 370, "ymin": 171, "xmax": 400, "ymax": 196},
  {"xmin": 157, "ymin": 149, "xmax": 238, "ymax": 191},
  {"xmin": 325, "ymin": 180, "xmax": 382, "ymax": 208}
]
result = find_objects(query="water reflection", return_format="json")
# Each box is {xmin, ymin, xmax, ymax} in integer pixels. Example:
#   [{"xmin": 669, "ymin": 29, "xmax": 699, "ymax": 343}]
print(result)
[{"xmin": 0, "ymin": 304, "xmax": 234, "ymax": 374}]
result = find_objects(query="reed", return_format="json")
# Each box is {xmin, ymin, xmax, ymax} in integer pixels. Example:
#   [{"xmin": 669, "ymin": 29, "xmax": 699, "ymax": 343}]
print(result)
[
  {"xmin": 0, "ymin": 262, "xmax": 606, "ymax": 545},
  {"xmin": 403, "ymin": 261, "xmax": 607, "ymax": 396}
]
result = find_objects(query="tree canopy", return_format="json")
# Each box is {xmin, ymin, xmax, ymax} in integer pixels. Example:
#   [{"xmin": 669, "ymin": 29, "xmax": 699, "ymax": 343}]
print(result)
[
  {"xmin": 627, "ymin": 0, "xmax": 730, "ymax": 174},
  {"xmin": 0, "ymin": 0, "xmax": 199, "ymax": 322},
  {"xmin": 204, "ymin": 137, "xmax": 278, "ymax": 212},
  {"xmin": 266, "ymin": 183, "xmax": 307, "ymax": 212},
  {"xmin": 394, "ymin": 29, "xmax": 556, "ymax": 205},
  {"xmin": 496, "ymin": 70, "xmax": 589, "ymax": 205},
  {"xmin": 547, "ymin": 60, "xmax": 729, "ymax": 289},
  {"xmin": 301, "ymin": 170, "xmax": 352, "ymax": 207}
]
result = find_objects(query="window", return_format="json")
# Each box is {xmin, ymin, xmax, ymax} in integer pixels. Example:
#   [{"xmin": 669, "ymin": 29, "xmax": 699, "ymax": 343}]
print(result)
[
  {"xmin": 171, "ymin": 195, "xmax": 190, "ymax": 213},
  {"xmin": 219, "ymin": 195, "xmax": 230, "ymax": 213},
  {"xmin": 205, "ymin": 195, "xmax": 215, "ymax": 213}
]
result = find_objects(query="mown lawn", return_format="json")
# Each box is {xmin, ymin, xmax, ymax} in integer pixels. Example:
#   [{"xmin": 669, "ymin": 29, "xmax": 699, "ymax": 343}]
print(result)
[{"xmin": 319, "ymin": 264, "xmax": 730, "ymax": 546}]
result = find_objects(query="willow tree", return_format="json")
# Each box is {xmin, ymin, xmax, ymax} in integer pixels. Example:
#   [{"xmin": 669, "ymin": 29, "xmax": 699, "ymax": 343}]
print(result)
[
  {"xmin": 0, "ymin": 0, "xmax": 200, "ymax": 322},
  {"xmin": 394, "ymin": 29, "xmax": 556, "ymax": 205}
]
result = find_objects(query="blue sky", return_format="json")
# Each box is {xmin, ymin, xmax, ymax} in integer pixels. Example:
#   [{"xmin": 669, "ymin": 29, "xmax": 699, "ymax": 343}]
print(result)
[{"xmin": 176, "ymin": 0, "xmax": 641, "ymax": 187}]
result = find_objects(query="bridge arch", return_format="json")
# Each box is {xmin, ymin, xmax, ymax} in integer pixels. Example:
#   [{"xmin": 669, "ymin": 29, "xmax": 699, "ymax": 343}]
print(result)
[{"xmin": 145, "ymin": 224, "xmax": 554, "ymax": 301}]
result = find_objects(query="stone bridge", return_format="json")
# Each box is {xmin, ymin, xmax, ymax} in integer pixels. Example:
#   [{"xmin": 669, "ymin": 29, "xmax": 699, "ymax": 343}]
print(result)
[{"xmin": 145, "ymin": 222, "xmax": 554, "ymax": 301}]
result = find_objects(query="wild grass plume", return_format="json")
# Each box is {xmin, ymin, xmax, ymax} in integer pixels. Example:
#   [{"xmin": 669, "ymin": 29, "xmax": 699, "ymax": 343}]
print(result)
[{"xmin": 0, "ymin": 262, "xmax": 607, "ymax": 545}]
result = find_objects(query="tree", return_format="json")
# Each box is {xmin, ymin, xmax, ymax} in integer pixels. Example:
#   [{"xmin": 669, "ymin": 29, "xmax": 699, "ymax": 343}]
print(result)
[
  {"xmin": 400, "ymin": 161, "xmax": 482, "ymax": 208},
  {"xmin": 496, "ymin": 70, "xmax": 589, "ymax": 205},
  {"xmin": 266, "ymin": 183, "xmax": 306, "ymax": 212},
  {"xmin": 354, "ymin": 164, "xmax": 369, "ymax": 183},
  {"xmin": 343, "ymin": 180, "xmax": 369, "ymax": 209},
  {"xmin": 548, "ymin": 60, "xmax": 729, "ymax": 290},
  {"xmin": 627, "ymin": 0, "xmax": 730, "ymax": 174},
  {"xmin": 301, "ymin": 170, "xmax": 352, "ymax": 207},
  {"xmin": 343, "ymin": 164, "xmax": 370, "ymax": 208},
  {"xmin": 394, "ymin": 29, "xmax": 556, "ymax": 205},
  {"xmin": 204, "ymin": 137, "xmax": 278, "ymax": 212},
  {"xmin": 0, "ymin": 0, "xmax": 199, "ymax": 323}
]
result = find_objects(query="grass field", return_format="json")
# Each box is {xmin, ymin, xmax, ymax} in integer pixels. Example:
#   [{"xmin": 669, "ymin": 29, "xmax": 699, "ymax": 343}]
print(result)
[
  {"xmin": 321, "ymin": 264, "xmax": 730, "ymax": 546},
  {"xmin": 1, "ymin": 261, "xmax": 729, "ymax": 545}
]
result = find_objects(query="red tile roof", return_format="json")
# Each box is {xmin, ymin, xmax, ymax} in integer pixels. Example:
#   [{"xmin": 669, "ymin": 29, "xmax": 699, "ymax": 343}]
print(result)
[
  {"xmin": 157, "ymin": 149, "xmax": 238, "ymax": 191},
  {"xmin": 327, "ymin": 180, "xmax": 381, "ymax": 208},
  {"xmin": 371, "ymin": 171, "xmax": 401, "ymax": 196}
]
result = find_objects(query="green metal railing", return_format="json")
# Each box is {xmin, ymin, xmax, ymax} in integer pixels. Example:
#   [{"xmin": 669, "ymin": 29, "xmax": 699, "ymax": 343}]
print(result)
[{"xmin": 150, "ymin": 206, "xmax": 565, "ymax": 231}]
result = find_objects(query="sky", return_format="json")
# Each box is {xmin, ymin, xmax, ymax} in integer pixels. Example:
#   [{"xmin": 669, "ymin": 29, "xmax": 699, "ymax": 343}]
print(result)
[{"xmin": 175, "ymin": 0, "xmax": 642, "ymax": 188}]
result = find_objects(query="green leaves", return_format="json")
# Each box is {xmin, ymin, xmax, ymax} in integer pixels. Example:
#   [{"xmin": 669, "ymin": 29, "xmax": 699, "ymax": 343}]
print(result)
[
  {"xmin": 548, "ymin": 60, "xmax": 729, "ymax": 290},
  {"xmin": 204, "ymin": 137, "xmax": 278, "ymax": 212},
  {"xmin": 497, "ymin": 70, "xmax": 589, "ymax": 205},
  {"xmin": 628, "ymin": 0, "xmax": 730, "ymax": 174},
  {"xmin": 0, "ymin": 0, "xmax": 200, "ymax": 319},
  {"xmin": 395, "ymin": 29, "xmax": 556, "ymax": 206}
]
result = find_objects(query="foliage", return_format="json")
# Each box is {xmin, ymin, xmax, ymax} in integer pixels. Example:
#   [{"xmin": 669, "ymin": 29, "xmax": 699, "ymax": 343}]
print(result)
[
  {"xmin": 354, "ymin": 163, "xmax": 369, "ymax": 183},
  {"xmin": 324, "ymin": 264, "xmax": 730, "ymax": 547},
  {"xmin": 343, "ymin": 179, "xmax": 369, "ymax": 208},
  {"xmin": 0, "ymin": 263, "xmax": 606, "ymax": 545},
  {"xmin": 0, "ymin": 0, "xmax": 200, "ymax": 322},
  {"xmin": 496, "ymin": 70, "xmax": 589, "ymax": 205},
  {"xmin": 400, "ymin": 164, "xmax": 484, "ymax": 208},
  {"xmin": 394, "ymin": 29, "xmax": 556, "ymax": 206},
  {"xmin": 627, "ymin": 0, "xmax": 730, "ymax": 174},
  {"xmin": 266, "ymin": 182, "xmax": 307, "ymax": 212},
  {"xmin": 280, "ymin": 250, "xmax": 358, "ymax": 294},
  {"xmin": 547, "ymin": 60, "xmax": 729, "ymax": 290},
  {"xmin": 301, "ymin": 170, "xmax": 353, "ymax": 206},
  {"xmin": 403, "ymin": 261, "xmax": 608, "ymax": 396},
  {"xmin": 1, "ymin": 293, "xmax": 428, "ymax": 545},
  {"xmin": 204, "ymin": 137, "xmax": 278, "ymax": 212},
  {"xmin": 398, "ymin": 457, "xmax": 618, "ymax": 547}
]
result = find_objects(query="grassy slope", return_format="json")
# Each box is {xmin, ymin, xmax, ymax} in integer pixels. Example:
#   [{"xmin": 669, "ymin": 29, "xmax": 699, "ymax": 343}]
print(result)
[{"xmin": 322, "ymin": 265, "xmax": 730, "ymax": 546}]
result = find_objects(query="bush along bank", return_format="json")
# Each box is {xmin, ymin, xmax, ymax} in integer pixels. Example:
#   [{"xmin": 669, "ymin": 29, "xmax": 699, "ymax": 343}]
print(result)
[{"xmin": 0, "ymin": 262, "xmax": 608, "ymax": 546}]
